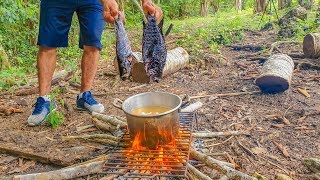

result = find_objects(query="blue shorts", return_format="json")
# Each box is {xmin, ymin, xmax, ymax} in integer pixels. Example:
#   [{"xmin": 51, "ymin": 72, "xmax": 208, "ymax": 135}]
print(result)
[{"xmin": 37, "ymin": 0, "xmax": 106, "ymax": 50}]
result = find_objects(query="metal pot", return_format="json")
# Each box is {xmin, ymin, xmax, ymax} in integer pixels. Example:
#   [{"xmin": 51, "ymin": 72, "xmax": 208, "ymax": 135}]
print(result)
[{"xmin": 113, "ymin": 92, "xmax": 182, "ymax": 149}]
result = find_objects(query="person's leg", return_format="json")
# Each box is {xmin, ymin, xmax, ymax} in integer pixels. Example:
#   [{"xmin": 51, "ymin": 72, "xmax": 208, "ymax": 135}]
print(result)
[
  {"xmin": 75, "ymin": 0, "xmax": 105, "ymax": 113},
  {"xmin": 28, "ymin": 1, "xmax": 75, "ymax": 126},
  {"xmin": 81, "ymin": 46, "xmax": 100, "ymax": 93},
  {"xmin": 37, "ymin": 47, "xmax": 57, "ymax": 96}
]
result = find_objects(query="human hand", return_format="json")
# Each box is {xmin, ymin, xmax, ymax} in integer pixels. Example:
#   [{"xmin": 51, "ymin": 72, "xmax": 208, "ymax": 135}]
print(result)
[
  {"xmin": 101, "ymin": 0, "xmax": 119, "ymax": 23},
  {"xmin": 142, "ymin": 0, "xmax": 163, "ymax": 23}
]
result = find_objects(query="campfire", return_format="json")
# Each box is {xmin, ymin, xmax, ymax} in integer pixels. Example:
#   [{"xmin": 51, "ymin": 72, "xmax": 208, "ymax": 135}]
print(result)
[{"xmin": 103, "ymin": 113, "xmax": 194, "ymax": 179}]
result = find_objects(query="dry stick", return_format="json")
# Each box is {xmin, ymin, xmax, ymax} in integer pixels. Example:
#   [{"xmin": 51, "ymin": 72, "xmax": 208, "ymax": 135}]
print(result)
[
  {"xmin": 76, "ymin": 125, "xmax": 95, "ymax": 132},
  {"xmin": 270, "ymin": 41, "xmax": 300, "ymax": 54},
  {"xmin": 187, "ymin": 163, "xmax": 212, "ymax": 180},
  {"xmin": 190, "ymin": 91, "xmax": 261, "ymax": 100},
  {"xmin": 66, "ymin": 155, "xmax": 109, "ymax": 168},
  {"xmin": 92, "ymin": 112, "xmax": 127, "ymax": 128},
  {"xmin": 62, "ymin": 134, "xmax": 119, "ymax": 141},
  {"xmin": 92, "ymin": 118, "xmax": 117, "ymax": 132},
  {"xmin": 190, "ymin": 149, "xmax": 254, "ymax": 179},
  {"xmin": 129, "ymin": 84, "xmax": 147, "ymax": 91},
  {"xmin": 0, "ymin": 106, "xmax": 23, "ymax": 116},
  {"xmin": 181, "ymin": 101, "xmax": 203, "ymax": 113},
  {"xmin": 13, "ymin": 160, "xmax": 106, "ymax": 180},
  {"xmin": 193, "ymin": 131, "xmax": 246, "ymax": 138},
  {"xmin": 206, "ymin": 136, "xmax": 234, "ymax": 148},
  {"xmin": 131, "ymin": 0, "xmax": 147, "ymax": 23}
]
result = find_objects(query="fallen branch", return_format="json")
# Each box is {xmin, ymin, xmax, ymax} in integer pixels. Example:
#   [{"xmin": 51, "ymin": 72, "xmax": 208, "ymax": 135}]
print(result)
[
  {"xmin": 193, "ymin": 131, "xmax": 246, "ymax": 138},
  {"xmin": 206, "ymin": 136, "xmax": 234, "ymax": 148},
  {"xmin": 190, "ymin": 149, "xmax": 254, "ymax": 179},
  {"xmin": 129, "ymin": 84, "xmax": 147, "ymax": 91},
  {"xmin": 92, "ymin": 112, "xmax": 127, "ymax": 128},
  {"xmin": 187, "ymin": 163, "xmax": 212, "ymax": 180},
  {"xmin": 76, "ymin": 125, "xmax": 95, "ymax": 132},
  {"xmin": 0, "ymin": 106, "xmax": 23, "ymax": 116},
  {"xmin": 272, "ymin": 141, "xmax": 290, "ymax": 158},
  {"xmin": 13, "ymin": 160, "xmax": 105, "ymax": 180},
  {"xmin": 270, "ymin": 41, "xmax": 300, "ymax": 54},
  {"xmin": 190, "ymin": 91, "xmax": 260, "ymax": 100}
]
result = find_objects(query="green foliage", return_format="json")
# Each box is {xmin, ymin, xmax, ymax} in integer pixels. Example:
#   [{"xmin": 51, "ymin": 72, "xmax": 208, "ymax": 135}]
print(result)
[
  {"xmin": 46, "ymin": 88, "xmax": 65, "ymax": 129},
  {"xmin": 0, "ymin": 67, "xmax": 26, "ymax": 90}
]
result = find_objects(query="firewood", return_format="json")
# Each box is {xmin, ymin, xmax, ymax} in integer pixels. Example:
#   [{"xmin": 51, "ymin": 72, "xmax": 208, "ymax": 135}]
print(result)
[
  {"xmin": 190, "ymin": 149, "xmax": 255, "ymax": 179},
  {"xmin": 129, "ymin": 84, "xmax": 147, "ymax": 91},
  {"xmin": 92, "ymin": 112, "xmax": 127, "ymax": 128},
  {"xmin": 13, "ymin": 160, "xmax": 105, "ymax": 180},
  {"xmin": 0, "ymin": 106, "xmax": 23, "ymax": 116},
  {"xmin": 189, "ymin": 91, "xmax": 260, "ymax": 100},
  {"xmin": 61, "ymin": 134, "xmax": 119, "ymax": 142},
  {"xmin": 15, "ymin": 70, "xmax": 73, "ymax": 96},
  {"xmin": 92, "ymin": 118, "xmax": 117, "ymax": 132},
  {"xmin": 193, "ymin": 131, "xmax": 246, "ymax": 138},
  {"xmin": 76, "ymin": 125, "xmax": 95, "ymax": 132},
  {"xmin": 255, "ymin": 54, "xmax": 294, "ymax": 93},
  {"xmin": 187, "ymin": 163, "xmax": 212, "ymax": 180},
  {"xmin": 180, "ymin": 102, "xmax": 203, "ymax": 112},
  {"xmin": 130, "ymin": 47, "xmax": 189, "ymax": 83}
]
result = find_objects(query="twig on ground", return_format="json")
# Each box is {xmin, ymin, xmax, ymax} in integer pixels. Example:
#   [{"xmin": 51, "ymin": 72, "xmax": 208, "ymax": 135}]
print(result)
[
  {"xmin": 193, "ymin": 131, "xmax": 247, "ymax": 138},
  {"xmin": 92, "ymin": 112, "xmax": 127, "ymax": 128},
  {"xmin": 187, "ymin": 163, "xmax": 212, "ymax": 180},
  {"xmin": 190, "ymin": 91, "xmax": 260, "ymax": 100},
  {"xmin": 76, "ymin": 125, "xmax": 95, "ymax": 132},
  {"xmin": 0, "ymin": 106, "xmax": 23, "ymax": 116},
  {"xmin": 181, "ymin": 101, "xmax": 203, "ymax": 112},
  {"xmin": 92, "ymin": 118, "xmax": 117, "ymax": 132},
  {"xmin": 129, "ymin": 84, "xmax": 147, "ymax": 91}
]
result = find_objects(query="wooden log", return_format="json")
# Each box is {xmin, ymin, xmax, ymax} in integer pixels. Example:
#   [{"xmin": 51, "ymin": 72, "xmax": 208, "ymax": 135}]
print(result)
[
  {"xmin": 13, "ymin": 160, "xmax": 105, "ymax": 180},
  {"xmin": 255, "ymin": 54, "xmax": 294, "ymax": 93},
  {"xmin": 303, "ymin": 33, "xmax": 320, "ymax": 58},
  {"xmin": 190, "ymin": 149, "xmax": 255, "ymax": 179},
  {"xmin": 0, "ymin": 106, "xmax": 23, "ymax": 116},
  {"xmin": 92, "ymin": 118, "xmax": 117, "ymax": 132},
  {"xmin": 130, "ymin": 47, "xmax": 189, "ymax": 83},
  {"xmin": 92, "ymin": 112, "xmax": 127, "ymax": 128}
]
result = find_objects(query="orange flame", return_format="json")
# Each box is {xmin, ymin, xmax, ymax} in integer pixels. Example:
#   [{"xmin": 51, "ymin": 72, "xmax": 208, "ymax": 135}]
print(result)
[{"xmin": 132, "ymin": 132, "xmax": 147, "ymax": 151}]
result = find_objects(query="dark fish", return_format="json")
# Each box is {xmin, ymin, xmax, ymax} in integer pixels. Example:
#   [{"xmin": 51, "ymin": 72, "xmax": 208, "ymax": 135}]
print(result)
[
  {"xmin": 142, "ymin": 15, "xmax": 167, "ymax": 82},
  {"xmin": 115, "ymin": 15, "xmax": 133, "ymax": 79}
]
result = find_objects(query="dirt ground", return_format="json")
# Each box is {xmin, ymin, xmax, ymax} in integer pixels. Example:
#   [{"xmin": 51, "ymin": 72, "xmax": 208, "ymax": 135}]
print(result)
[{"xmin": 0, "ymin": 30, "xmax": 319, "ymax": 179}]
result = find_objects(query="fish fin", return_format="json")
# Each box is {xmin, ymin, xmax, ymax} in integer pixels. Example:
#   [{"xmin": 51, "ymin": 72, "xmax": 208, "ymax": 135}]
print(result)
[
  {"xmin": 158, "ymin": 18, "xmax": 164, "ymax": 34},
  {"xmin": 165, "ymin": 23, "xmax": 173, "ymax": 37}
]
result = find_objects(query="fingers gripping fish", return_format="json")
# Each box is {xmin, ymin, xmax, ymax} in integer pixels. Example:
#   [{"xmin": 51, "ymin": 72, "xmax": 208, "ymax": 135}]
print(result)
[
  {"xmin": 114, "ymin": 14, "xmax": 133, "ymax": 79},
  {"xmin": 142, "ymin": 15, "xmax": 167, "ymax": 83}
]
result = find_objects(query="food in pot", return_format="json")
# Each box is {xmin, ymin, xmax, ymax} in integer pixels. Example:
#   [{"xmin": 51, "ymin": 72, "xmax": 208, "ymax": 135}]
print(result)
[{"xmin": 131, "ymin": 106, "xmax": 171, "ymax": 116}]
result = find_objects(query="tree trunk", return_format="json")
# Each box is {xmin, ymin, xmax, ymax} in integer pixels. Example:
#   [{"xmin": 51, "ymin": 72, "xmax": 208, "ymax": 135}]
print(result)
[
  {"xmin": 200, "ymin": 0, "xmax": 211, "ymax": 16},
  {"xmin": 278, "ymin": 0, "xmax": 292, "ymax": 9},
  {"xmin": 303, "ymin": 33, "xmax": 320, "ymax": 58},
  {"xmin": 212, "ymin": 0, "xmax": 219, "ymax": 14},
  {"xmin": 0, "ymin": 44, "xmax": 10, "ymax": 70},
  {"xmin": 255, "ymin": 54, "xmax": 294, "ymax": 93},
  {"xmin": 254, "ymin": 0, "xmax": 267, "ymax": 13},
  {"xmin": 299, "ymin": 0, "xmax": 314, "ymax": 9},
  {"xmin": 235, "ymin": 0, "xmax": 242, "ymax": 12}
]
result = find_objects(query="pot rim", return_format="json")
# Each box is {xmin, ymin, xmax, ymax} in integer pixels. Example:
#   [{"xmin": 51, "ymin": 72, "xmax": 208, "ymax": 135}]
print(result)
[{"xmin": 122, "ymin": 91, "xmax": 182, "ymax": 117}]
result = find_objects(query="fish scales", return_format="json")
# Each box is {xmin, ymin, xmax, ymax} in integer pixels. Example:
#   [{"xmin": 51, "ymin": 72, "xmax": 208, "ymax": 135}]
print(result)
[
  {"xmin": 142, "ymin": 15, "xmax": 167, "ymax": 82},
  {"xmin": 115, "ymin": 15, "xmax": 133, "ymax": 79}
]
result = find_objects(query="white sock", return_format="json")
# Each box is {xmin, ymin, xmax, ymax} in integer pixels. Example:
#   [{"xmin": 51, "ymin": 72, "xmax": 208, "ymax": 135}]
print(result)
[
  {"xmin": 41, "ymin": 95, "xmax": 51, "ymax": 101},
  {"xmin": 79, "ymin": 92, "xmax": 84, "ymax": 98}
]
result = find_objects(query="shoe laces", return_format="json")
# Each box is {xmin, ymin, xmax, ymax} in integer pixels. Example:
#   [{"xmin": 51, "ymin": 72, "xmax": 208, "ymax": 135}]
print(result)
[
  {"xmin": 32, "ymin": 98, "xmax": 46, "ymax": 114},
  {"xmin": 84, "ymin": 92, "xmax": 98, "ymax": 105}
]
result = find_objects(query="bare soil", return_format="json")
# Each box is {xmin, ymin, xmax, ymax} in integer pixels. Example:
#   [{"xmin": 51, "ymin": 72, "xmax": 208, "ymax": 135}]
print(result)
[{"xmin": 0, "ymin": 30, "xmax": 319, "ymax": 179}]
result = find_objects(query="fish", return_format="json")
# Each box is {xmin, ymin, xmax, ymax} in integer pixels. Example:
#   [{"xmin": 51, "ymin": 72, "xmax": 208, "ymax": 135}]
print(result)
[
  {"xmin": 142, "ymin": 15, "xmax": 167, "ymax": 83},
  {"xmin": 114, "ymin": 14, "xmax": 133, "ymax": 79}
]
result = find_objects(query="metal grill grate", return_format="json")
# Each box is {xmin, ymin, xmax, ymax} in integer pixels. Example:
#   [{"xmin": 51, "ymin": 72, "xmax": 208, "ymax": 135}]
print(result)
[{"xmin": 104, "ymin": 112, "xmax": 194, "ymax": 179}]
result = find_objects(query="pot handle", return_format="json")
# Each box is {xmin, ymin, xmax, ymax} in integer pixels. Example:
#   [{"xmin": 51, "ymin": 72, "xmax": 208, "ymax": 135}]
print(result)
[{"xmin": 113, "ymin": 98, "xmax": 123, "ymax": 110}]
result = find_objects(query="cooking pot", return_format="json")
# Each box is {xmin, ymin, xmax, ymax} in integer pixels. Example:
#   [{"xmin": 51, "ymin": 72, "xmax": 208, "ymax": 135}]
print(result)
[{"xmin": 113, "ymin": 92, "xmax": 182, "ymax": 149}]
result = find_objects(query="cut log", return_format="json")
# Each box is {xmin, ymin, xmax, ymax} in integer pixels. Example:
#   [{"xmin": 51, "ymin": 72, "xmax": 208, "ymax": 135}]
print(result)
[
  {"xmin": 13, "ymin": 160, "xmax": 105, "ymax": 180},
  {"xmin": 255, "ymin": 54, "xmax": 294, "ymax": 93},
  {"xmin": 303, "ymin": 33, "xmax": 320, "ymax": 58},
  {"xmin": 130, "ymin": 47, "xmax": 189, "ymax": 83}
]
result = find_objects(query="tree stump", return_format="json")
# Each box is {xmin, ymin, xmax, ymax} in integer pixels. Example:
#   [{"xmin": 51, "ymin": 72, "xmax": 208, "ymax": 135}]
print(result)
[
  {"xmin": 130, "ymin": 47, "xmax": 189, "ymax": 83},
  {"xmin": 255, "ymin": 54, "xmax": 294, "ymax": 93},
  {"xmin": 303, "ymin": 33, "xmax": 320, "ymax": 58}
]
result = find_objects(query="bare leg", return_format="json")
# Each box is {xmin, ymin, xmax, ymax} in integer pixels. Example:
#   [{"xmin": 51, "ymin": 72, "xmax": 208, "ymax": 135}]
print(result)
[
  {"xmin": 81, "ymin": 45, "xmax": 100, "ymax": 92},
  {"xmin": 37, "ymin": 46, "xmax": 57, "ymax": 96}
]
